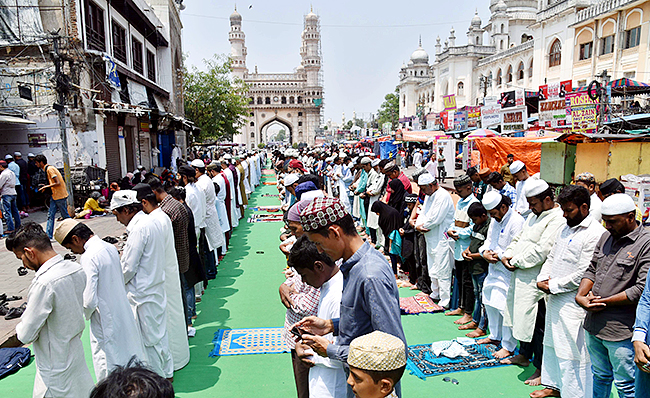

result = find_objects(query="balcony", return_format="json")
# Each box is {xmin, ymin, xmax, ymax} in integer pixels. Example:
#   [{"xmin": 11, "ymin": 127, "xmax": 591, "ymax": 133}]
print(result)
[
  {"xmin": 574, "ymin": 0, "xmax": 638, "ymax": 25},
  {"xmin": 436, "ymin": 44, "xmax": 495, "ymax": 62},
  {"xmin": 537, "ymin": 0, "xmax": 596, "ymax": 22},
  {"xmin": 477, "ymin": 39, "xmax": 534, "ymax": 67}
]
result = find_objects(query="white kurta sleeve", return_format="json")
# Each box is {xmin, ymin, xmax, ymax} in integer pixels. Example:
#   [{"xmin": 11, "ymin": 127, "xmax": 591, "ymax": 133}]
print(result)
[
  {"xmin": 420, "ymin": 194, "xmax": 453, "ymax": 230},
  {"xmin": 122, "ymin": 228, "xmax": 147, "ymax": 284},
  {"xmin": 81, "ymin": 257, "xmax": 100, "ymax": 320},
  {"xmin": 549, "ymin": 228, "xmax": 603, "ymax": 294},
  {"xmin": 16, "ymin": 282, "xmax": 53, "ymax": 344}
]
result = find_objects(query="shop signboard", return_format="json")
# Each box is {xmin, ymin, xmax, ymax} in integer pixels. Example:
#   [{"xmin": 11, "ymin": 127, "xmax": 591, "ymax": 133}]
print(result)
[
  {"xmin": 501, "ymin": 106, "xmax": 528, "ymax": 134},
  {"xmin": 567, "ymin": 91, "xmax": 597, "ymax": 133},
  {"xmin": 454, "ymin": 110, "xmax": 467, "ymax": 130},
  {"xmin": 539, "ymin": 98, "xmax": 569, "ymax": 127},
  {"xmin": 515, "ymin": 89, "xmax": 525, "ymax": 107},
  {"xmin": 443, "ymin": 94, "xmax": 457, "ymax": 111},
  {"xmin": 467, "ymin": 106, "xmax": 481, "ymax": 127},
  {"xmin": 481, "ymin": 104, "xmax": 501, "ymax": 128}
]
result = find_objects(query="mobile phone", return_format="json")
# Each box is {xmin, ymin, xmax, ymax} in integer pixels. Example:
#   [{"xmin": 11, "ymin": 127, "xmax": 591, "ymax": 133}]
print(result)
[{"xmin": 291, "ymin": 326, "xmax": 305, "ymax": 338}]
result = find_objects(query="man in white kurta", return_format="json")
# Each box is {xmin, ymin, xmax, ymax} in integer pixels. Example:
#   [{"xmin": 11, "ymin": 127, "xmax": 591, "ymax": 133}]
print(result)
[
  {"xmin": 6, "ymin": 235, "xmax": 94, "ymax": 398},
  {"xmin": 501, "ymin": 179, "xmax": 565, "ymax": 378},
  {"xmin": 193, "ymin": 160, "xmax": 225, "ymax": 253},
  {"xmin": 510, "ymin": 160, "xmax": 534, "ymax": 217},
  {"xmin": 112, "ymin": 190, "xmax": 173, "ymax": 378},
  {"xmin": 477, "ymin": 191, "xmax": 525, "ymax": 358},
  {"xmin": 54, "ymin": 220, "xmax": 145, "ymax": 381},
  {"xmin": 415, "ymin": 173, "xmax": 455, "ymax": 308},
  {"xmin": 221, "ymin": 159, "xmax": 239, "ymax": 229},
  {"xmin": 171, "ymin": 145, "xmax": 181, "ymax": 173},
  {"xmin": 134, "ymin": 183, "xmax": 192, "ymax": 373},
  {"xmin": 533, "ymin": 185, "xmax": 605, "ymax": 398},
  {"xmin": 208, "ymin": 163, "xmax": 231, "ymax": 247}
]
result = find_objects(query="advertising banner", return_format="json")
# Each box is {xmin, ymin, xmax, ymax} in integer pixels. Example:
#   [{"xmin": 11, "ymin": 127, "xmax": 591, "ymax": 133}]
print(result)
[
  {"xmin": 539, "ymin": 98, "xmax": 569, "ymax": 127},
  {"xmin": 454, "ymin": 110, "xmax": 467, "ymax": 130},
  {"xmin": 443, "ymin": 94, "xmax": 457, "ymax": 111},
  {"xmin": 567, "ymin": 91, "xmax": 597, "ymax": 133},
  {"xmin": 538, "ymin": 80, "xmax": 572, "ymax": 100},
  {"xmin": 481, "ymin": 104, "xmax": 501, "ymax": 128},
  {"xmin": 500, "ymin": 91, "xmax": 516, "ymax": 108},
  {"xmin": 467, "ymin": 106, "xmax": 481, "ymax": 127},
  {"xmin": 515, "ymin": 89, "xmax": 525, "ymax": 107},
  {"xmin": 501, "ymin": 107, "xmax": 528, "ymax": 134}
]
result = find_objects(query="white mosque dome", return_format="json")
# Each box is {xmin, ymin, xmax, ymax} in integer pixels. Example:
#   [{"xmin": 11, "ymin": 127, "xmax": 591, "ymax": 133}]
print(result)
[
  {"xmin": 230, "ymin": 8, "xmax": 242, "ymax": 22},
  {"xmin": 410, "ymin": 46, "xmax": 429, "ymax": 64},
  {"xmin": 471, "ymin": 11, "xmax": 482, "ymax": 27},
  {"xmin": 306, "ymin": 10, "xmax": 318, "ymax": 21},
  {"xmin": 495, "ymin": 0, "xmax": 507, "ymax": 12}
]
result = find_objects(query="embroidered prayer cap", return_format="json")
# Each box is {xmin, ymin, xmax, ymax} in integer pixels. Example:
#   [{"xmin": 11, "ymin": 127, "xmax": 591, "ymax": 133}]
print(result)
[
  {"xmin": 482, "ymin": 191, "xmax": 503, "ymax": 211},
  {"xmin": 405, "ymin": 194, "xmax": 419, "ymax": 203},
  {"xmin": 479, "ymin": 168, "xmax": 491, "ymax": 178},
  {"xmin": 384, "ymin": 161, "xmax": 398, "ymax": 172},
  {"xmin": 599, "ymin": 178, "xmax": 625, "ymax": 197},
  {"xmin": 360, "ymin": 157, "xmax": 372, "ymax": 165},
  {"xmin": 178, "ymin": 164, "xmax": 196, "ymax": 177},
  {"xmin": 348, "ymin": 331, "xmax": 406, "ymax": 372},
  {"xmin": 509, "ymin": 160, "xmax": 525, "ymax": 174},
  {"xmin": 576, "ymin": 172, "xmax": 596, "ymax": 184},
  {"xmin": 602, "ymin": 193, "xmax": 636, "ymax": 216},
  {"xmin": 54, "ymin": 218, "xmax": 80, "ymax": 245},
  {"xmin": 206, "ymin": 161, "xmax": 220, "ymax": 171},
  {"xmin": 299, "ymin": 196, "xmax": 349, "ymax": 232},
  {"xmin": 110, "ymin": 190, "xmax": 139, "ymax": 211},
  {"xmin": 283, "ymin": 173, "xmax": 300, "ymax": 187},
  {"xmin": 417, "ymin": 172, "xmax": 436, "ymax": 186},
  {"xmin": 371, "ymin": 159, "xmax": 381, "ymax": 167},
  {"xmin": 525, "ymin": 178, "xmax": 549, "ymax": 197},
  {"xmin": 287, "ymin": 199, "xmax": 313, "ymax": 222},
  {"xmin": 191, "ymin": 159, "xmax": 205, "ymax": 168},
  {"xmin": 453, "ymin": 174, "xmax": 471, "ymax": 188}
]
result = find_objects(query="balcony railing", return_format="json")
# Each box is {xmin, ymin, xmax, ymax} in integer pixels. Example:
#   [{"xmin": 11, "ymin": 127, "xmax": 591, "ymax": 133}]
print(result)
[
  {"xmin": 574, "ymin": 0, "xmax": 638, "ymax": 24},
  {"xmin": 477, "ymin": 39, "xmax": 534, "ymax": 67}
]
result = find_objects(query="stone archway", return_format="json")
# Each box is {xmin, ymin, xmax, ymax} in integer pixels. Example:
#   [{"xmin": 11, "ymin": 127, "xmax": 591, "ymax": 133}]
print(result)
[{"xmin": 260, "ymin": 116, "xmax": 294, "ymax": 145}]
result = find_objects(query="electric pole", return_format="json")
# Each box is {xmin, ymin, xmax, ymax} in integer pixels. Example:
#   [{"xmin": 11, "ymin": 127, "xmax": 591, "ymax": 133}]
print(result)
[{"xmin": 51, "ymin": 32, "xmax": 74, "ymax": 209}]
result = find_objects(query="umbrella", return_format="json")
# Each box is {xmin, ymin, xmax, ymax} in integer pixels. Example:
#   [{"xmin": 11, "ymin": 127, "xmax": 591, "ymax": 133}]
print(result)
[
  {"xmin": 464, "ymin": 129, "xmax": 498, "ymax": 141},
  {"xmin": 609, "ymin": 78, "xmax": 650, "ymax": 97}
]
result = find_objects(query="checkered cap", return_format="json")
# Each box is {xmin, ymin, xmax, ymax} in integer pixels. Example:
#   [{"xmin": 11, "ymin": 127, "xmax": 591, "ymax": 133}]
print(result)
[
  {"xmin": 348, "ymin": 331, "xmax": 406, "ymax": 371},
  {"xmin": 299, "ymin": 196, "xmax": 348, "ymax": 232},
  {"xmin": 576, "ymin": 172, "xmax": 596, "ymax": 184}
]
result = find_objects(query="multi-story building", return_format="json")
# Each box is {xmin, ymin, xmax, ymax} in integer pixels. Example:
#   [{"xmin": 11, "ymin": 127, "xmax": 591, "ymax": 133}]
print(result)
[
  {"xmin": 229, "ymin": 8, "xmax": 324, "ymax": 148},
  {"xmin": 0, "ymin": 0, "xmax": 192, "ymax": 185}
]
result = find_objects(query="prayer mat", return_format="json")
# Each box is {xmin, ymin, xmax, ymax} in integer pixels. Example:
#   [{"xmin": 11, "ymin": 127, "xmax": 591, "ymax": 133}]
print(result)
[
  {"xmin": 262, "ymin": 181, "xmax": 278, "ymax": 185},
  {"xmin": 406, "ymin": 342, "xmax": 517, "ymax": 379},
  {"xmin": 250, "ymin": 206, "xmax": 281, "ymax": 212},
  {"xmin": 262, "ymin": 194, "xmax": 280, "ymax": 198},
  {"xmin": 210, "ymin": 327, "xmax": 289, "ymax": 356},
  {"xmin": 400, "ymin": 295, "xmax": 444, "ymax": 315},
  {"xmin": 248, "ymin": 216, "xmax": 284, "ymax": 223}
]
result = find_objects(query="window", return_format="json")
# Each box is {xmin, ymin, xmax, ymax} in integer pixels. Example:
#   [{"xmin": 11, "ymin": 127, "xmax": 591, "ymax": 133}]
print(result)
[
  {"xmin": 549, "ymin": 39, "xmax": 561, "ymax": 67},
  {"xmin": 528, "ymin": 59, "xmax": 533, "ymax": 78},
  {"xmin": 289, "ymin": 96, "xmax": 295, "ymax": 104},
  {"xmin": 298, "ymin": 121, "xmax": 303, "ymax": 126},
  {"xmin": 500, "ymin": 24, "xmax": 504, "ymax": 34},
  {"xmin": 85, "ymin": 1, "xmax": 105, "ymax": 51},
  {"xmin": 601, "ymin": 35, "xmax": 614, "ymax": 54},
  {"xmin": 298, "ymin": 112, "xmax": 303, "ymax": 116},
  {"xmin": 579, "ymin": 42, "xmax": 592, "ymax": 60},
  {"xmin": 257, "ymin": 97, "xmax": 262, "ymax": 104},
  {"xmin": 517, "ymin": 62, "xmax": 524, "ymax": 80},
  {"xmin": 297, "ymin": 96, "xmax": 303, "ymax": 104},
  {"xmin": 457, "ymin": 82, "xmax": 464, "ymax": 96},
  {"xmin": 132, "ymin": 38, "xmax": 143, "ymax": 74},
  {"xmin": 496, "ymin": 69, "xmax": 502, "ymax": 85},
  {"xmin": 250, "ymin": 121, "xmax": 254, "ymax": 126},
  {"xmin": 281, "ymin": 96, "xmax": 287, "ymax": 104},
  {"xmin": 265, "ymin": 97, "xmax": 271, "ymax": 104},
  {"xmin": 146, "ymin": 50, "xmax": 156, "ymax": 81},
  {"xmin": 112, "ymin": 21, "xmax": 126, "ymax": 63},
  {"xmin": 506, "ymin": 65, "xmax": 513, "ymax": 83},
  {"xmin": 251, "ymin": 132, "xmax": 255, "ymax": 138},
  {"xmin": 249, "ymin": 97, "xmax": 254, "ymax": 105},
  {"xmin": 500, "ymin": 40, "xmax": 504, "ymax": 50},
  {"xmin": 625, "ymin": 26, "xmax": 641, "ymax": 49}
]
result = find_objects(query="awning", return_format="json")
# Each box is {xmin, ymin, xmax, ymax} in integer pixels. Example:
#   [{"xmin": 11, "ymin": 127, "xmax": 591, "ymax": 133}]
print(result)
[
  {"xmin": 400, "ymin": 130, "xmax": 449, "ymax": 142},
  {"xmin": 609, "ymin": 78, "xmax": 650, "ymax": 97},
  {"xmin": 0, "ymin": 115, "xmax": 36, "ymax": 125}
]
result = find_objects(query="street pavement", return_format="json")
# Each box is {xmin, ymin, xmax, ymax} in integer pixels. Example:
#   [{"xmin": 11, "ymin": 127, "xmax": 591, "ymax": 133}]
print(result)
[{"xmin": 0, "ymin": 211, "xmax": 126, "ymax": 343}]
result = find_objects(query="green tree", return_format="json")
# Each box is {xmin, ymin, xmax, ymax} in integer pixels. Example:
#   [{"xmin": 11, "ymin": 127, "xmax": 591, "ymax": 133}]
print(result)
[
  {"xmin": 275, "ymin": 129, "xmax": 286, "ymax": 142},
  {"xmin": 344, "ymin": 120, "xmax": 353, "ymax": 130},
  {"xmin": 184, "ymin": 55, "xmax": 250, "ymax": 140},
  {"xmin": 377, "ymin": 87, "xmax": 400, "ymax": 130}
]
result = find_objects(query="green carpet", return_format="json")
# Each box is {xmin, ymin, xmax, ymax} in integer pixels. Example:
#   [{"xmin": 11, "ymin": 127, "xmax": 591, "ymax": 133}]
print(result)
[{"xmin": 0, "ymin": 176, "xmax": 608, "ymax": 397}]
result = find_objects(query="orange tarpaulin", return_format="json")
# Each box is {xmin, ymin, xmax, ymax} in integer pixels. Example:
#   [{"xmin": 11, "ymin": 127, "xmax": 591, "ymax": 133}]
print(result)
[{"xmin": 473, "ymin": 136, "xmax": 542, "ymax": 175}]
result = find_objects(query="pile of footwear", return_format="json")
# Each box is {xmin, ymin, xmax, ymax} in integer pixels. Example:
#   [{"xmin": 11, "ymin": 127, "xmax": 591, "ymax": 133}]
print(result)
[{"xmin": 0, "ymin": 294, "xmax": 25, "ymax": 320}]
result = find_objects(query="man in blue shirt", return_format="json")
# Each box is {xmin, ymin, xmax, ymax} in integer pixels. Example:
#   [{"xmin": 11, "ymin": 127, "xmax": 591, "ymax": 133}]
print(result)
[
  {"xmin": 486, "ymin": 171, "xmax": 517, "ymax": 208},
  {"xmin": 296, "ymin": 196, "xmax": 406, "ymax": 398}
]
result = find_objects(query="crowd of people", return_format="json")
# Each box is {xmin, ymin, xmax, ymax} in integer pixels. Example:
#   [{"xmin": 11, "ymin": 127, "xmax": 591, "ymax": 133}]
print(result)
[
  {"xmin": 272, "ymin": 146, "xmax": 650, "ymax": 398},
  {"xmin": 0, "ymin": 151, "xmax": 265, "ymax": 398}
]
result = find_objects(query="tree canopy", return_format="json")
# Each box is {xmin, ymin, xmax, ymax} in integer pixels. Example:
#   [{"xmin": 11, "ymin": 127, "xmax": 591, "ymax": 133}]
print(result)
[
  {"xmin": 183, "ymin": 55, "xmax": 250, "ymax": 140},
  {"xmin": 376, "ymin": 87, "xmax": 399, "ymax": 130}
]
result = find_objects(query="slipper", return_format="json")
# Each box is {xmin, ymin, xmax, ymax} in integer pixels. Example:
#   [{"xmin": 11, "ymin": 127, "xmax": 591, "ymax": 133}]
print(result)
[
  {"xmin": 17, "ymin": 267, "xmax": 28, "ymax": 276},
  {"xmin": 5, "ymin": 295, "xmax": 22, "ymax": 302}
]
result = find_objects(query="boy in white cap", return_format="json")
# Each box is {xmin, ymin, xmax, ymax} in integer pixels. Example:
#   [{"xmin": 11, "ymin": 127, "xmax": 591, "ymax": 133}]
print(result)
[
  {"xmin": 415, "ymin": 172, "xmax": 455, "ymax": 308},
  {"xmin": 500, "ymin": 179, "xmax": 566, "ymax": 386},
  {"xmin": 476, "ymin": 191, "xmax": 525, "ymax": 358},
  {"xmin": 346, "ymin": 331, "xmax": 407, "ymax": 398},
  {"xmin": 576, "ymin": 193, "xmax": 650, "ymax": 398},
  {"xmin": 510, "ymin": 160, "xmax": 533, "ymax": 216}
]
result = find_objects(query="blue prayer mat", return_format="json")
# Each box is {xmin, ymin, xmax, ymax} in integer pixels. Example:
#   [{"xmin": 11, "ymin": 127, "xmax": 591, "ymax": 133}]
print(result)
[
  {"xmin": 406, "ymin": 342, "xmax": 517, "ymax": 379},
  {"xmin": 210, "ymin": 327, "xmax": 289, "ymax": 357}
]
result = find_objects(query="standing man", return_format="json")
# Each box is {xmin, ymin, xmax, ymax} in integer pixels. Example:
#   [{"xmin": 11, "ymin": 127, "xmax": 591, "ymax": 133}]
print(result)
[
  {"xmin": 13, "ymin": 152, "xmax": 28, "ymax": 212},
  {"xmin": 509, "ymin": 160, "xmax": 534, "ymax": 217},
  {"xmin": 415, "ymin": 173, "xmax": 455, "ymax": 308},
  {"xmin": 221, "ymin": 158, "xmax": 239, "ymax": 229},
  {"xmin": 531, "ymin": 185, "xmax": 605, "ymax": 398},
  {"xmin": 1, "ymin": 223, "xmax": 94, "ymax": 398},
  {"xmin": 364, "ymin": 158, "xmax": 383, "ymax": 245},
  {"xmin": 33, "ymin": 154, "xmax": 70, "ymax": 239},
  {"xmin": 207, "ymin": 163, "xmax": 231, "ymax": 250},
  {"xmin": 486, "ymin": 171, "xmax": 517, "ymax": 207},
  {"xmin": 0, "ymin": 160, "xmax": 21, "ymax": 234},
  {"xmin": 500, "ymin": 179, "xmax": 566, "ymax": 386},
  {"xmin": 500, "ymin": 154, "xmax": 515, "ymax": 187},
  {"xmin": 53, "ymin": 219, "xmax": 146, "ymax": 381},
  {"xmin": 111, "ymin": 190, "xmax": 173, "ymax": 379},
  {"xmin": 575, "ymin": 172, "xmax": 602, "ymax": 223},
  {"xmin": 412, "ymin": 149, "xmax": 423, "ymax": 170},
  {"xmin": 437, "ymin": 147, "xmax": 446, "ymax": 183},
  {"xmin": 477, "ymin": 192, "xmax": 525, "ymax": 359},
  {"xmin": 295, "ymin": 197, "xmax": 407, "ymax": 398},
  {"xmin": 171, "ymin": 144, "xmax": 181, "ymax": 173},
  {"xmin": 576, "ymin": 193, "xmax": 650, "ymax": 398},
  {"xmin": 467, "ymin": 167, "xmax": 487, "ymax": 201}
]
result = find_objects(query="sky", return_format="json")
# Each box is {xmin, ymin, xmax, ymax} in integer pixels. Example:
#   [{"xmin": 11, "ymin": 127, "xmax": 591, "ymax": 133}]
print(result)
[{"xmin": 180, "ymin": 0, "xmax": 488, "ymax": 125}]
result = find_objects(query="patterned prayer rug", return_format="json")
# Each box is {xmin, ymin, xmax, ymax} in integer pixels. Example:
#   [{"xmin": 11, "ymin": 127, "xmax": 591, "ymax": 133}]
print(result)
[
  {"xmin": 210, "ymin": 327, "xmax": 289, "ymax": 357},
  {"xmin": 247, "ymin": 214, "xmax": 284, "ymax": 223},
  {"xmin": 399, "ymin": 295, "xmax": 444, "ymax": 315},
  {"xmin": 261, "ymin": 194, "xmax": 280, "ymax": 198},
  {"xmin": 250, "ymin": 206, "xmax": 281, "ymax": 212},
  {"xmin": 406, "ymin": 342, "xmax": 516, "ymax": 379}
]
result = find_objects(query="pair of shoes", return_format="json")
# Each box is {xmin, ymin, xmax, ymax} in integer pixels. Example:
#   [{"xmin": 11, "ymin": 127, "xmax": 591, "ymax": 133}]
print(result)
[
  {"xmin": 102, "ymin": 236, "xmax": 118, "ymax": 244},
  {"xmin": 63, "ymin": 253, "xmax": 76, "ymax": 261},
  {"xmin": 0, "ymin": 302, "xmax": 9, "ymax": 316},
  {"xmin": 17, "ymin": 267, "xmax": 28, "ymax": 276},
  {"xmin": 4, "ymin": 303, "xmax": 26, "ymax": 320},
  {"xmin": 187, "ymin": 326, "xmax": 196, "ymax": 337}
]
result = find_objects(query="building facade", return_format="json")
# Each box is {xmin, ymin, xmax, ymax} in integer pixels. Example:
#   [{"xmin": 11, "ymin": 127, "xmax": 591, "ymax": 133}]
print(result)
[{"xmin": 229, "ymin": 8, "xmax": 324, "ymax": 148}]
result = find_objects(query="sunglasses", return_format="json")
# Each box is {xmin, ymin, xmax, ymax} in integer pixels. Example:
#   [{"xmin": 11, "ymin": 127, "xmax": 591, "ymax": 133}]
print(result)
[{"xmin": 442, "ymin": 377, "xmax": 459, "ymax": 385}]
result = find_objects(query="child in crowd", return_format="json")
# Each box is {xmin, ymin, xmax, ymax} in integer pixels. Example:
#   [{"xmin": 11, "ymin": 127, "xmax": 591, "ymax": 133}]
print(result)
[
  {"xmin": 461, "ymin": 202, "xmax": 491, "ymax": 338},
  {"xmin": 346, "ymin": 331, "xmax": 407, "ymax": 398}
]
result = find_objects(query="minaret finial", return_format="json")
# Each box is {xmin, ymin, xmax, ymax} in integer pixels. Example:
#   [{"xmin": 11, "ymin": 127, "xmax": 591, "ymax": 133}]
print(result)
[
  {"xmin": 311, "ymin": 4, "xmax": 313, "ymax": 12},
  {"xmin": 419, "ymin": 35, "xmax": 422, "ymax": 47},
  {"xmin": 234, "ymin": 4, "xmax": 237, "ymax": 11}
]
